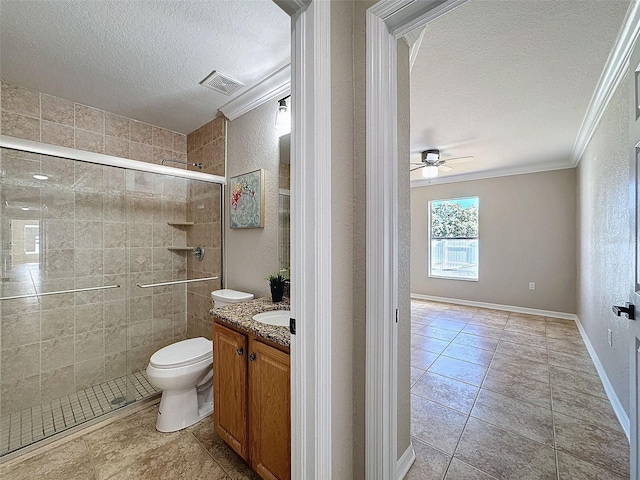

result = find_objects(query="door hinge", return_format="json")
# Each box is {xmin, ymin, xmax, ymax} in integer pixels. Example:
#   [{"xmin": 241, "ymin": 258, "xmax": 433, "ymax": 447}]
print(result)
[{"xmin": 290, "ymin": 317, "xmax": 296, "ymax": 335}]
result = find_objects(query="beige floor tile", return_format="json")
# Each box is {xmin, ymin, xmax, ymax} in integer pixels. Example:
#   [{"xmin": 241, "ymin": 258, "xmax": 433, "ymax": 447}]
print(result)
[
  {"xmin": 504, "ymin": 321, "xmax": 546, "ymax": 337},
  {"xmin": 412, "ymin": 334, "xmax": 450, "ymax": 354},
  {"xmin": 461, "ymin": 324, "xmax": 503, "ymax": 339},
  {"xmin": 496, "ymin": 340, "xmax": 548, "ymax": 364},
  {"xmin": 548, "ymin": 350, "xmax": 598, "ymax": 376},
  {"xmin": 412, "ymin": 372, "xmax": 479, "ymax": 414},
  {"xmin": 489, "ymin": 352, "xmax": 549, "ymax": 383},
  {"xmin": 547, "ymin": 336, "xmax": 589, "ymax": 356},
  {"xmin": 499, "ymin": 330, "xmax": 548, "ymax": 348},
  {"xmin": 549, "ymin": 364, "xmax": 607, "ymax": 399},
  {"xmin": 545, "ymin": 320, "xmax": 579, "ymax": 339},
  {"xmin": 104, "ymin": 433, "xmax": 227, "ymax": 480},
  {"xmin": 441, "ymin": 343, "xmax": 494, "ymax": 367},
  {"xmin": 557, "ymin": 451, "xmax": 627, "ymax": 480},
  {"xmin": 83, "ymin": 406, "xmax": 181, "ymax": 480},
  {"xmin": 467, "ymin": 316, "xmax": 508, "ymax": 329},
  {"xmin": 405, "ymin": 438, "xmax": 451, "ymax": 480},
  {"xmin": 444, "ymin": 458, "xmax": 497, "ymax": 479},
  {"xmin": 455, "ymin": 417, "xmax": 557, "ymax": 480},
  {"xmin": 410, "ymin": 366, "xmax": 426, "ymax": 386},
  {"xmin": 188, "ymin": 419, "xmax": 259, "ymax": 480},
  {"xmin": 552, "ymin": 385, "xmax": 623, "ymax": 433},
  {"xmin": 0, "ymin": 439, "xmax": 96, "ymax": 480},
  {"xmin": 554, "ymin": 411, "xmax": 629, "ymax": 478},
  {"xmin": 481, "ymin": 368, "xmax": 551, "ymax": 409},
  {"xmin": 429, "ymin": 318, "xmax": 467, "ymax": 332},
  {"xmin": 470, "ymin": 389, "xmax": 554, "ymax": 446},
  {"xmin": 429, "ymin": 356, "xmax": 488, "ymax": 386},
  {"xmin": 419, "ymin": 325, "xmax": 459, "ymax": 342},
  {"xmin": 411, "ymin": 394, "xmax": 467, "ymax": 454},
  {"xmin": 451, "ymin": 332, "xmax": 499, "ymax": 352},
  {"xmin": 411, "ymin": 347, "xmax": 439, "ymax": 370}
]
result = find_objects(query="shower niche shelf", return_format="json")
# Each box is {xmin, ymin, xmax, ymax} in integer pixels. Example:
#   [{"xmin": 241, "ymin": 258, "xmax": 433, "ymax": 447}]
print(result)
[{"xmin": 167, "ymin": 222, "xmax": 194, "ymax": 227}]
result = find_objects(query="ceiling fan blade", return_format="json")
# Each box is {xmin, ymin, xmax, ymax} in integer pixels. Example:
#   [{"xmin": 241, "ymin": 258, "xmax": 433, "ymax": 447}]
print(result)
[
  {"xmin": 410, "ymin": 162, "xmax": 425, "ymax": 165},
  {"xmin": 443, "ymin": 156, "xmax": 474, "ymax": 165},
  {"xmin": 410, "ymin": 165, "xmax": 426, "ymax": 172},
  {"xmin": 438, "ymin": 165, "xmax": 453, "ymax": 172}
]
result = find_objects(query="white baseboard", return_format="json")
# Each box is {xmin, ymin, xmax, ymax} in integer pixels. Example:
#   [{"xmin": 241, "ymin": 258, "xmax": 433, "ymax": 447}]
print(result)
[
  {"xmin": 397, "ymin": 442, "xmax": 416, "ymax": 479},
  {"xmin": 574, "ymin": 317, "xmax": 631, "ymax": 441},
  {"xmin": 410, "ymin": 293, "xmax": 577, "ymax": 320}
]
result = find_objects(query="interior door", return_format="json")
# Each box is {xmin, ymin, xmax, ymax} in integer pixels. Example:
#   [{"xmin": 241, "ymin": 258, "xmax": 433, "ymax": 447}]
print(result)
[{"xmin": 629, "ymin": 35, "xmax": 640, "ymax": 480}]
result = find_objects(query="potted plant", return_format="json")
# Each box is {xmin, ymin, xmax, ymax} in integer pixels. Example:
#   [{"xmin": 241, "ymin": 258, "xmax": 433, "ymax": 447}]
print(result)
[{"xmin": 266, "ymin": 272, "xmax": 288, "ymax": 302}]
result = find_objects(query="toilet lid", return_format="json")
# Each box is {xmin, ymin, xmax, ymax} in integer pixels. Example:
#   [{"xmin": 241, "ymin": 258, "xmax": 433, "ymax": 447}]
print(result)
[
  {"xmin": 211, "ymin": 289, "xmax": 254, "ymax": 303},
  {"xmin": 150, "ymin": 337, "xmax": 213, "ymax": 369}
]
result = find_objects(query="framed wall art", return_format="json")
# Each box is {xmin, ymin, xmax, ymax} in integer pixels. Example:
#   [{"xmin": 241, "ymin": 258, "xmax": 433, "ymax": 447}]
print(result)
[{"xmin": 229, "ymin": 169, "xmax": 265, "ymax": 229}]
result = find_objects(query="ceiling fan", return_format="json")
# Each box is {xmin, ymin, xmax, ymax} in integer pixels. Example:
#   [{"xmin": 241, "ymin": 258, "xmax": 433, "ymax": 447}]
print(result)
[{"xmin": 410, "ymin": 149, "xmax": 474, "ymax": 178}]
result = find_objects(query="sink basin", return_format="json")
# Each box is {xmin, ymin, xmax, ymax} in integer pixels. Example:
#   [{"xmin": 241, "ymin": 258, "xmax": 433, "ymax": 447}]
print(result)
[{"xmin": 252, "ymin": 311, "xmax": 290, "ymax": 327}]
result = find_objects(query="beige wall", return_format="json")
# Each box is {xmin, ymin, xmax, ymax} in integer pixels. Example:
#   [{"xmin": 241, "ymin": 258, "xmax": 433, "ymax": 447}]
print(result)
[
  {"xmin": 411, "ymin": 169, "xmax": 577, "ymax": 313},
  {"xmin": 396, "ymin": 39, "xmax": 412, "ymax": 459},
  {"xmin": 577, "ymin": 76, "xmax": 633, "ymax": 413},
  {"xmin": 225, "ymin": 101, "xmax": 281, "ymax": 298}
]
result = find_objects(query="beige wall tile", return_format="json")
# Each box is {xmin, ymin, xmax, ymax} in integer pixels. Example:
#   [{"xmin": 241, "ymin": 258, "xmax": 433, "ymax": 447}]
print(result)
[
  {"xmin": 41, "ymin": 336, "xmax": 75, "ymax": 371},
  {"xmin": 1, "ymin": 343, "xmax": 40, "ymax": 382},
  {"xmin": 41, "ymin": 93, "xmax": 74, "ymax": 126},
  {"xmin": 212, "ymin": 115, "xmax": 225, "ymax": 141},
  {"xmin": 104, "ymin": 300, "xmax": 127, "ymax": 328},
  {"xmin": 41, "ymin": 307, "xmax": 75, "ymax": 340},
  {"xmin": 1, "ymin": 82, "xmax": 40, "ymax": 117},
  {"xmin": 1, "ymin": 312, "xmax": 40, "ymax": 348},
  {"xmin": 41, "ymin": 120, "xmax": 74, "ymax": 148},
  {"xmin": 104, "ymin": 135, "xmax": 130, "ymax": 158},
  {"xmin": 152, "ymin": 146, "xmax": 171, "ymax": 166},
  {"xmin": 130, "ymin": 141, "xmax": 153, "ymax": 162},
  {"xmin": 1, "ymin": 110, "xmax": 40, "ymax": 141},
  {"xmin": 104, "ymin": 353, "xmax": 127, "ymax": 381},
  {"xmin": 131, "ymin": 119, "xmax": 152, "ymax": 144},
  {"xmin": 74, "ymin": 103, "xmax": 104, "ymax": 133},
  {"xmin": 173, "ymin": 132, "xmax": 187, "ymax": 153},
  {"xmin": 152, "ymin": 126, "xmax": 173, "ymax": 150},
  {"xmin": 41, "ymin": 365, "xmax": 75, "ymax": 399},
  {"xmin": 75, "ymin": 330, "xmax": 104, "ymax": 363},
  {"xmin": 75, "ymin": 129, "xmax": 105, "ymax": 154},
  {"xmin": 75, "ymin": 357, "xmax": 104, "ymax": 390},
  {"xmin": 1, "ymin": 375, "xmax": 40, "ymax": 414},
  {"xmin": 105, "ymin": 112, "xmax": 130, "ymax": 139}
]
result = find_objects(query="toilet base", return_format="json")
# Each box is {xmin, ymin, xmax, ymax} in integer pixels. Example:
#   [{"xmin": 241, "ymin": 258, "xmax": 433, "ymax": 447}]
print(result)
[{"xmin": 155, "ymin": 385, "xmax": 213, "ymax": 432}]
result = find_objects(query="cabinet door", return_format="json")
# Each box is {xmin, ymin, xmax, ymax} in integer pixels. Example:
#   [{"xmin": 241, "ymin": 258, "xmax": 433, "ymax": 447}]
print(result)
[
  {"xmin": 213, "ymin": 324, "xmax": 249, "ymax": 460},
  {"xmin": 249, "ymin": 339, "xmax": 291, "ymax": 480}
]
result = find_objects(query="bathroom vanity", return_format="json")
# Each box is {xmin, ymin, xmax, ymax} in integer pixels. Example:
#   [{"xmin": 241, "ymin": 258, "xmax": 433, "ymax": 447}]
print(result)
[{"xmin": 212, "ymin": 299, "xmax": 291, "ymax": 480}]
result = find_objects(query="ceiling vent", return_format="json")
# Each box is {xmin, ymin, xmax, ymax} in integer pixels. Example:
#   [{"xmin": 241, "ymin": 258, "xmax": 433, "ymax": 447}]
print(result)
[{"xmin": 199, "ymin": 70, "xmax": 244, "ymax": 95}]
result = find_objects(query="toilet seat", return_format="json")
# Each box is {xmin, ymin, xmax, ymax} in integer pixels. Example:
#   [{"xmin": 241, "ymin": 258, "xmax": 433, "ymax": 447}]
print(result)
[{"xmin": 150, "ymin": 337, "xmax": 212, "ymax": 369}]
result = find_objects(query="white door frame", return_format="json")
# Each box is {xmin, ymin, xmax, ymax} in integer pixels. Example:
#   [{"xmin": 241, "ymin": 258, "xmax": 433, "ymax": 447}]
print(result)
[
  {"xmin": 365, "ymin": 1, "xmax": 468, "ymax": 478},
  {"xmin": 277, "ymin": 1, "xmax": 333, "ymax": 478}
]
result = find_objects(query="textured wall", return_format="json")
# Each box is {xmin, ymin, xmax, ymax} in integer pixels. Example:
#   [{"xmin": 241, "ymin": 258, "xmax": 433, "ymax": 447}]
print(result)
[
  {"xmin": 577, "ymin": 77, "xmax": 633, "ymax": 413},
  {"xmin": 411, "ymin": 169, "xmax": 577, "ymax": 313},
  {"xmin": 186, "ymin": 117, "xmax": 225, "ymax": 339},
  {"xmin": 396, "ymin": 39, "xmax": 412, "ymax": 460},
  {"xmin": 225, "ymin": 101, "xmax": 280, "ymax": 299}
]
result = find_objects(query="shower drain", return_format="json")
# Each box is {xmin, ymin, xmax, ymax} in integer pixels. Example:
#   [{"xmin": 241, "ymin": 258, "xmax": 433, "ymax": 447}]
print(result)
[{"xmin": 110, "ymin": 396, "xmax": 126, "ymax": 405}]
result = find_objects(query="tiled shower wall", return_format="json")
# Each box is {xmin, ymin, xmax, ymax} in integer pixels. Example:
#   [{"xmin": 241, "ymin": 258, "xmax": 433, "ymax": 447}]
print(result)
[
  {"xmin": 186, "ymin": 116, "xmax": 225, "ymax": 339},
  {"xmin": 0, "ymin": 81, "xmax": 198, "ymax": 415}
]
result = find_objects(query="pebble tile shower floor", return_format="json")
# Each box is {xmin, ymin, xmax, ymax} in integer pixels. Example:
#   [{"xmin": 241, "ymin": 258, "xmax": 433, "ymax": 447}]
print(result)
[
  {"xmin": 0, "ymin": 371, "xmax": 159, "ymax": 456},
  {"xmin": 406, "ymin": 300, "xmax": 630, "ymax": 480}
]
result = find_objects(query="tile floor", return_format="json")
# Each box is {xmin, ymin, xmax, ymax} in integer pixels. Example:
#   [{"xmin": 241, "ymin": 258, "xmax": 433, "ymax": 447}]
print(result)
[
  {"xmin": 0, "ymin": 371, "xmax": 159, "ymax": 457},
  {"xmin": 406, "ymin": 300, "xmax": 630, "ymax": 480},
  {"xmin": 0, "ymin": 404, "xmax": 256, "ymax": 480}
]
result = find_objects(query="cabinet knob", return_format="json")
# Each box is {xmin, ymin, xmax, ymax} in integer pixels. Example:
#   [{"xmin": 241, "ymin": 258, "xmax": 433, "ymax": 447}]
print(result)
[
  {"xmin": 236, "ymin": 347, "xmax": 244, "ymax": 356},
  {"xmin": 249, "ymin": 353, "xmax": 256, "ymax": 362}
]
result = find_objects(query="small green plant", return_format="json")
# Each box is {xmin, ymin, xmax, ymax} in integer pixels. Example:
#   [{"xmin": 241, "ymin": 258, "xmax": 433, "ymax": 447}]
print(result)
[{"xmin": 266, "ymin": 272, "xmax": 288, "ymax": 286}]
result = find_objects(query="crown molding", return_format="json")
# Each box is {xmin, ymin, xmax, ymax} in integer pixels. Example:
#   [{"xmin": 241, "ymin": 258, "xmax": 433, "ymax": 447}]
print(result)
[
  {"xmin": 219, "ymin": 64, "xmax": 291, "ymax": 121},
  {"xmin": 409, "ymin": 159, "xmax": 573, "ymax": 187},
  {"xmin": 571, "ymin": 0, "xmax": 640, "ymax": 166}
]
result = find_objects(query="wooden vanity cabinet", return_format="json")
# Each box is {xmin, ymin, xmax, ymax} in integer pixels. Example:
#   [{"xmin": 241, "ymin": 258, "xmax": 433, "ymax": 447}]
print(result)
[{"xmin": 213, "ymin": 322, "xmax": 291, "ymax": 480}]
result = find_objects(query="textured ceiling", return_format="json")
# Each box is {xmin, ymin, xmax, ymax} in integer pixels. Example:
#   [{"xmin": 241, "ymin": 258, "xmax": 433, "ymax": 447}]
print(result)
[
  {"xmin": 410, "ymin": 0, "xmax": 631, "ymax": 182},
  {"xmin": 0, "ymin": 0, "xmax": 290, "ymax": 134}
]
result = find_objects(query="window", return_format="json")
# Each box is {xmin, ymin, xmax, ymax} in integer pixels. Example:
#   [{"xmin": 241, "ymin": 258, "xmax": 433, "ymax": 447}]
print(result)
[
  {"xmin": 429, "ymin": 197, "xmax": 478, "ymax": 281},
  {"xmin": 23, "ymin": 225, "xmax": 39, "ymax": 255}
]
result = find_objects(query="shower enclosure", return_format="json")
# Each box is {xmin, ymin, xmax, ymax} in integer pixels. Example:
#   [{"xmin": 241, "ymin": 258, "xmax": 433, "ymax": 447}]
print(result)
[{"xmin": 0, "ymin": 139, "xmax": 224, "ymax": 457}]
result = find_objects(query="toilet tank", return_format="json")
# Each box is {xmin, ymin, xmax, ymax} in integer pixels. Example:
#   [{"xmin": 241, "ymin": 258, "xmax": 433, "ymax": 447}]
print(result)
[{"xmin": 211, "ymin": 289, "xmax": 254, "ymax": 308}]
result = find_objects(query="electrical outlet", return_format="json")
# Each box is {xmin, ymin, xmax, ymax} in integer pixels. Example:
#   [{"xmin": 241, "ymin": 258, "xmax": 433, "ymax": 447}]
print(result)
[
  {"xmin": 529, "ymin": 282, "xmax": 536, "ymax": 290},
  {"xmin": 608, "ymin": 328, "xmax": 612, "ymax": 346}
]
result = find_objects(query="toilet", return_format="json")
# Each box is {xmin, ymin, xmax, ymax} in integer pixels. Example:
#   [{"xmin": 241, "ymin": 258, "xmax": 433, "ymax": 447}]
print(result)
[
  {"xmin": 211, "ymin": 288, "xmax": 254, "ymax": 307},
  {"xmin": 146, "ymin": 337, "xmax": 214, "ymax": 432},
  {"xmin": 147, "ymin": 289, "xmax": 254, "ymax": 433}
]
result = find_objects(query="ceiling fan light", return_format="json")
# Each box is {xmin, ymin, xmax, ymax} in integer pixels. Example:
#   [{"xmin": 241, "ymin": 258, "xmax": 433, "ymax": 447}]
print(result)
[{"xmin": 422, "ymin": 165, "xmax": 439, "ymax": 178}]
